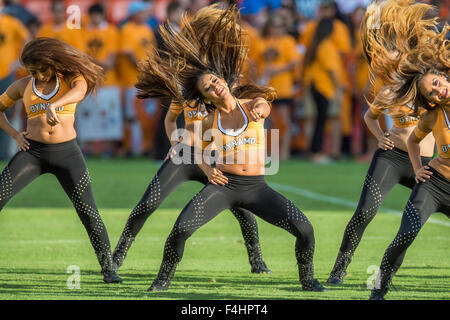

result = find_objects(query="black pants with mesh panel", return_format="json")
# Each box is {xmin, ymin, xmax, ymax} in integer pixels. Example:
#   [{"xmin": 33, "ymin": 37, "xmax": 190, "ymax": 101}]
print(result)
[
  {"xmin": 113, "ymin": 144, "xmax": 267, "ymax": 270},
  {"xmin": 155, "ymin": 172, "xmax": 316, "ymax": 287},
  {"xmin": 339, "ymin": 148, "xmax": 432, "ymax": 256},
  {"xmin": 379, "ymin": 166, "xmax": 450, "ymax": 279},
  {"xmin": 0, "ymin": 139, "xmax": 114, "ymax": 273}
]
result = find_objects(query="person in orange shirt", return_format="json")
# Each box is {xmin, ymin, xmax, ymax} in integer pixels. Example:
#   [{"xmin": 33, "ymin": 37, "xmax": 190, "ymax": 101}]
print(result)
[
  {"xmin": 240, "ymin": 17, "xmax": 262, "ymax": 84},
  {"xmin": 0, "ymin": 12, "xmax": 29, "ymax": 160},
  {"xmin": 299, "ymin": 0, "xmax": 352, "ymax": 159},
  {"xmin": 38, "ymin": 0, "xmax": 85, "ymax": 51},
  {"xmin": 76, "ymin": 3, "xmax": 122, "ymax": 157},
  {"xmin": 118, "ymin": 1, "xmax": 156, "ymax": 156},
  {"xmin": 134, "ymin": 4, "xmax": 326, "ymax": 292},
  {"xmin": 257, "ymin": 13, "xmax": 300, "ymax": 160},
  {"xmin": 350, "ymin": 5, "xmax": 378, "ymax": 158},
  {"xmin": 303, "ymin": 18, "xmax": 344, "ymax": 163}
]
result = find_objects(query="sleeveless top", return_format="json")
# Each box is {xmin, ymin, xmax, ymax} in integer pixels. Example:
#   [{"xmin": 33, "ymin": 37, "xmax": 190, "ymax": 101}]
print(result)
[
  {"xmin": 210, "ymin": 99, "xmax": 265, "ymax": 160},
  {"xmin": 22, "ymin": 73, "xmax": 83, "ymax": 119}
]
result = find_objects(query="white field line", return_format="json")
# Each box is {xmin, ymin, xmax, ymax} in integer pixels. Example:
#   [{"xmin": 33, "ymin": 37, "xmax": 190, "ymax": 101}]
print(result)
[
  {"xmin": 4, "ymin": 235, "xmax": 450, "ymax": 245},
  {"xmin": 269, "ymin": 182, "xmax": 450, "ymax": 228}
]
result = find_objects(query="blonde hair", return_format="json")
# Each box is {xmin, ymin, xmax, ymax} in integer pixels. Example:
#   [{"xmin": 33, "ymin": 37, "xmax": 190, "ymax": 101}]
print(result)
[{"xmin": 362, "ymin": 0, "xmax": 450, "ymax": 115}]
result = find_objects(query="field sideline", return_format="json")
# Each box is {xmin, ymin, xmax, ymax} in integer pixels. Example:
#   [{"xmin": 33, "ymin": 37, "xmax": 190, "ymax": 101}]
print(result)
[{"xmin": 0, "ymin": 158, "xmax": 448, "ymax": 300}]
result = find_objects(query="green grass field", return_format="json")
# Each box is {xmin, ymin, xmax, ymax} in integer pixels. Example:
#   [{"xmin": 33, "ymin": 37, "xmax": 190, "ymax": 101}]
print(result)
[{"xmin": 0, "ymin": 158, "xmax": 448, "ymax": 300}]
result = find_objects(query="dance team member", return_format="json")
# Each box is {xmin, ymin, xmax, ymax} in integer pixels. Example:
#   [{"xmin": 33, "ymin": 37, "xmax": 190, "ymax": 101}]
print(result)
[
  {"xmin": 355, "ymin": 0, "xmax": 450, "ymax": 299},
  {"xmin": 0, "ymin": 38, "xmax": 121, "ymax": 283},
  {"xmin": 328, "ymin": 0, "xmax": 436, "ymax": 283},
  {"xmin": 112, "ymin": 5, "xmax": 271, "ymax": 275},
  {"xmin": 135, "ymin": 4, "xmax": 327, "ymax": 292},
  {"xmin": 112, "ymin": 99, "xmax": 271, "ymax": 274}
]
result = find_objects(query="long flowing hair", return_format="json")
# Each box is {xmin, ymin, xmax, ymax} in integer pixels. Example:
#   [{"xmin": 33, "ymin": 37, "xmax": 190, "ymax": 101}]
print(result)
[
  {"xmin": 362, "ymin": 0, "xmax": 450, "ymax": 115},
  {"xmin": 20, "ymin": 37, "xmax": 104, "ymax": 94},
  {"xmin": 135, "ymin": 4, "xmax": 276, "ymax": 107}
]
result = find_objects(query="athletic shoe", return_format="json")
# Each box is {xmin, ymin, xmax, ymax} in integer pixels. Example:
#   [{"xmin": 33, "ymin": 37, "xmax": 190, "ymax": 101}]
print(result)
[
  {"xmin": 326, "ymin": 274, "xmax": 345, "ymax": 285},
  {"xmin": 103, "ymin": 272, "xmax": 123, "ymax": 284},
  {"xmin": 148, "ymin": 278, "xmax": 170, "ymax": 292},
  {"xmin": 328, "ymin": 251, "xmax": 352, "ymax": 285},
  {"xmin": 148, "ymin": 261, "xmax": 178, "ymax": 292},
  {"xmin": 251, "ymin": 261, "xmax": 273, "ymax": 274},
  {"xmin": 247, "ymin": 243, "xmax": 272, "ymax": 274},
  {"xmin": 369, "ymin": 288, "xmax": 386, "ymax": 300},
  {"xmin": 112, "ymin": 233, "xmax": 135, "ymax": 272},
  {"xmin": 369, "ymin": 270, "xmax": 393, "ymax": 300},
  {"xmin": 302, "ymin": 279, "xmax": 328, "ymax": 292}
]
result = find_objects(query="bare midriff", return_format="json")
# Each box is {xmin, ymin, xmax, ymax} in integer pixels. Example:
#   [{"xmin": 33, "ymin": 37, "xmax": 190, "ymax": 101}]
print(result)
[
  {"xmin": 429, "ymin": 157, "xmax": 450, "ymax": 180},
  {"xmin": 389, "ymin": 125, "xmax": 435, "ymax": 157},
  {"xmin": 26, "ymin": 115, "xmax": 77, "ymax": 143}
]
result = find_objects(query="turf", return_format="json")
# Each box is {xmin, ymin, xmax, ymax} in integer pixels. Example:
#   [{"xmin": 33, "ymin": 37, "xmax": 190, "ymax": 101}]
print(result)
[{"xmin": 0, "ymin": 158, "xmax": 448, "ymax": 300}]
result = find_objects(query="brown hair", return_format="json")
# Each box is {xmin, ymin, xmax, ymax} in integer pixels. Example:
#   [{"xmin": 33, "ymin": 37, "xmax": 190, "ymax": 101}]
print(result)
[
  {"xmin": 303, "ymin": 18, "xmax": 334, "ymax": 69},
  {"xmin": 20, "ymin": 37, "xmax": 104, "ymax": 94},
  {"xmin": 135, "ymin": 4, "xmax": 276, "ymax": 107},
  {"xmin": 362, "ymin": 0, "xmax": 450, "ymax": 115}
]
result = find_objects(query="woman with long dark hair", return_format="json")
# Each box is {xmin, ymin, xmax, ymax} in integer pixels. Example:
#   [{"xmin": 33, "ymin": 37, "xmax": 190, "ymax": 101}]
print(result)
[
  {"xmin": 303, "ymin": 18, "xmax": 344, "ymax": 163},
  {"xmin": 0, "ymin": 37, "xmax": 121, "ymax": 283},
  {"xmin": 135, "ymin": 4, "xmax": 326, "ymax": 292},
  {"xmin": 112, "ymin": 5, "xmax": 271, "ymax": 275},
  {"xmin": 257, "ymin": 12, "xmax": 299, "ymax": 160}
]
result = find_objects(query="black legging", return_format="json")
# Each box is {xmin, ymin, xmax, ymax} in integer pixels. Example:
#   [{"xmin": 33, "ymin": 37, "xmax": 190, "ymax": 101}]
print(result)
[
  {"xmin": 329, "ymin": 147, "xmax": 432, "ymax": 280},
  {"xmin": 377, "ymin": 166, "xmax": 450, "ymax": 289},
  {"xmin": 152, "ymin": 172, "xmax": 316, "ymax": 289},
  {"xmin": 113, "ymin": 145, "xmax": 267, "ymax": 271},
  {"xmin": 310, "ymin": 84, "xmax": 329, "ymax": 153},
  {"xmin": 0, "ymin": 139, "xmax": 114, "ymax": 273}
]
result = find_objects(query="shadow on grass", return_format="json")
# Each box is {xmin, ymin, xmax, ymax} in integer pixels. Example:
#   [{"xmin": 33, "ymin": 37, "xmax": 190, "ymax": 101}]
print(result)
[
  {"xmin": 0, "ymin": 267, "xmax": 327, "ymax": 300},
  {"xmin": 1, "ymin": 267, "xmax": 448, "ymax": 300}
]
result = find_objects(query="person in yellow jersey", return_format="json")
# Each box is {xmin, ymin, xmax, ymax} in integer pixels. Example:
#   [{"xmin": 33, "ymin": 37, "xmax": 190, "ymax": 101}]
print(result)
[
  {"xmin": 112, "ymin": 101, "xmax": 271, "ymax": 275},
  {"xmin": 240, "ymin": 14, "xmax": 263, "ymax": 84},
  {"xmin": 349, "ymin": 5, "xmax": 378, "ymax": 158},
  {"xmin": 0, "ymin": 38, "xmax": 121, "ymax": 284},
  {"xmin": 303, "ymin": 18, "xmax": 344, "ymax": 163},
  {"xmin": 112, "ymin": 2, "xmax": 270, "ymax": 277},
  {"xmin": 38, "ymin": 0, "xmax": 85, "ymax": 51},
  {"xmin": 329, "ymin": 1, "xmax": 436, "ymax": 287},
  {"xmin": 299, "ymin": 0, "xmax": 352, "ymax": 160},
  {"xmin": 118, "ymin": 1, "xmax": 156, "ymax": 156},
  {"xmin": 76, "ymin": 3, "xmax": 122, "ymax": 157},
  {"xmin": 135, "ymin": 4, "xmax": 326, "ymax": 293},
  {"xmin": 256, "ymin": 13, "xmax": 300, "ymax": 160},
  {"xmin": 344, "ymin": 0, "xmax": 450, "ymax": 300},
  {"xmin": 327, "ymin": 97, "xmax": 436, "ymax": 285},
  {"xmin": 0, "ymin": 11, "xmax": 29, "ymax": 160}
]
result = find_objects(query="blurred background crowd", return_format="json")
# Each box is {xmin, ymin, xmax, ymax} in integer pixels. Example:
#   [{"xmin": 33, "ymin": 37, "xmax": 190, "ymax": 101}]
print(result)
[{"xmin": 0, "ymin": 0, "xmax": 448, "ymax": 163}]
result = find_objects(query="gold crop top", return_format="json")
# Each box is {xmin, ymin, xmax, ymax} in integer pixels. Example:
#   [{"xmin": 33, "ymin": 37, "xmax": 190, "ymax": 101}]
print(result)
[
  {"xmin": 415, "ymin": 106, "xmax": 450, "ymax": 159},
  {"xmin": 21, "ymin": 73, "xmax": 82, "ymax": 119},
  {"xmin": 432, "ymin": 107, "xmax": 450, "ymax": 159},
  {"xmin": 170, "ymin": 102, "xmax": 207, "ymax": 125},
  {"xmin": 210, "ymin": 99, "xmax": 265, "ymax": 159},
  {"xmin": 370, "ymin": 103, "xmax": 423, "ymax": 128}
]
